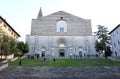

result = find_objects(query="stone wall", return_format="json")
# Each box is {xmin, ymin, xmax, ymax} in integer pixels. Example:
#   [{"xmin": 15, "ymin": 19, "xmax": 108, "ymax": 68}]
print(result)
[
  {"xmin": 0, "ymin": 63, "xmax": 8, "ymax": 71},
  {"xmin": 26, "ymin": 35, "xmax": 97, "ymax": 58},
  {"xmin": 31, "ymin": 11, "xmax": 92, "ymax": 36}
]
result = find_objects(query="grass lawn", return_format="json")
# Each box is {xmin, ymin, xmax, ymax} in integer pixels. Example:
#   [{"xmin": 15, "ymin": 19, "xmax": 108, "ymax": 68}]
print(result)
[{"xmin": 8, "ymin": 58, "xmax": 120, "ymax": 67}]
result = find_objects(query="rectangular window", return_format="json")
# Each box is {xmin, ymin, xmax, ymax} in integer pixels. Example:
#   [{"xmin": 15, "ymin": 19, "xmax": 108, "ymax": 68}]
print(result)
[
  {"xmin": 60, "ymin": 27, "xmax": 64, "ymax": 32},
  {"xmin": 0, "ymin": 20, "xmax": 2, "ymax": 24},
  {"xmin": 11, "ymin": 32, "xmax": 13, "ymax": 35},
  {"xmin": 8, "ymin": 28, "xmax": 11, "ymax": 32},
  {"xmin": 4, "ymin": 24, "xmax": 7, "ymax": 28}
]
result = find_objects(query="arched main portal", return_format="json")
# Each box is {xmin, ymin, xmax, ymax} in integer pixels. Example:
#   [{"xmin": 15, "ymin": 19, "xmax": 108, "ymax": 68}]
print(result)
[
  {"xmin": 58, "ymin": 44, "xmax": 65, "ymax": 57},
  {"xmin": 56, "ymin": 38, "xmax": 68, "ymax": 57},
  {"xmin": 59, "ymin": 49, "xmax": 65, "ymax": 57}
]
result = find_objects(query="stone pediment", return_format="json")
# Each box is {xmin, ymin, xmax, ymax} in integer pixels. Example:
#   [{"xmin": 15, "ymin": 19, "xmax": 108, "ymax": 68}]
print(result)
[
  {"xmin": 31, "ymin": 10, "xmax": 92, "ymax": 36},
  {"xmin": 43, "ymin": 10, "xmax": 87, "ymax": 21}
]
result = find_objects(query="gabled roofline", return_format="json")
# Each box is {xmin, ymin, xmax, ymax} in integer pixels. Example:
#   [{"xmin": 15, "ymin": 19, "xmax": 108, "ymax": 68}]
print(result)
[
  {"xmin": 0, "ymin": 16, "xmax": 20, "ymax": 37},
  {"xmin": 109, "ymin": 24, "xmax": 120, "ymax": 34},
  {"xmin": 43, "ymin": 10, "xmax": 90, "ymax": 21}
]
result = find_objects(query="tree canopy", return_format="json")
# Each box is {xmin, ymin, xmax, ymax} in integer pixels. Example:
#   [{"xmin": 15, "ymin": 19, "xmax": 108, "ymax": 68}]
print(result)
[
  {"xmin": 95, "ymin": 25, "xmax": 112, "ymax": 58},
  {"xmin": 17, "ymin": 41, "xmax": 29, "ymax": 54},
  {"xmin": 0, "ymin": 31, "xmax": 23, "ymax": 58}
]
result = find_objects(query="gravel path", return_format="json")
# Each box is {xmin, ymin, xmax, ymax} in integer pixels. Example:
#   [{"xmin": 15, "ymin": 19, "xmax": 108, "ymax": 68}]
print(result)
[{"xmin": 0, "ymin": 66, "xmax": 120, "ymax": 79}]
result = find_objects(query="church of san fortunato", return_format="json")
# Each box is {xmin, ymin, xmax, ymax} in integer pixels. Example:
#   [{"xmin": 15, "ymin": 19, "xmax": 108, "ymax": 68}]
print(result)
[{"xmin": 26, "ymin": 8, "xmax": 97, "ymax": 58}]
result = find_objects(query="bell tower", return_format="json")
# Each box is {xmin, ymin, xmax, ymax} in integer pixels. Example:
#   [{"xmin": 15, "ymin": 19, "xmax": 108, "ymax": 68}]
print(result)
[{"xmin": 37, "ymin": 7, "xmax": 43, "ymax": 19}]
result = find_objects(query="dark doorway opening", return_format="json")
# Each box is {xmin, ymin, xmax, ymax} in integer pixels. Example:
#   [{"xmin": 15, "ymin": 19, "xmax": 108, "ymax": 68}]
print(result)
[
  {"xmin": 79, "ymin": 51, "xmax": 82, "ymax": 58},
  {"xmin": 59, "ymin": 52, "xmax": 65, "ymax": 57},
  {"xmin": 41, "ymin": 51, "xmax": 45, "ymax": 58},
  {"xmin": 59, "ymin": 49, "xmax": 65, "ymax": 57}
]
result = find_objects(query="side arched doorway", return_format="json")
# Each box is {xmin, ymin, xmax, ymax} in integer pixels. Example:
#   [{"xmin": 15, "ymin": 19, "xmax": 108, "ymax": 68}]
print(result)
[
  {"xmin": 41, "ymin": 51, "xmax": 45, "ymax": 57},
  {"xmin": 78, "ymin": 47, "xmax": 84, "ymax": 58},
  {"xmin": 41, "ymin": 47, "xmax": 46, "ymax": 58},
  {"xmin": 79, "ymin": 51, "xmax": 82, "ymax": 58}
]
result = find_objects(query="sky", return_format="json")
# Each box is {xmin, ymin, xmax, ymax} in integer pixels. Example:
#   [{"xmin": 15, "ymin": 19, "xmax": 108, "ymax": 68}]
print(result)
[{"xmin": 0, "ymin": 0, "xmax": 120, "ymax": 41}]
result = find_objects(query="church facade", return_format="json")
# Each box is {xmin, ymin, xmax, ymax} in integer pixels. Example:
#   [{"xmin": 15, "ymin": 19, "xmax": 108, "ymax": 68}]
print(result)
[{"xmin": 26, "ymin": 9, "xmax": 97, "ymax": 58}]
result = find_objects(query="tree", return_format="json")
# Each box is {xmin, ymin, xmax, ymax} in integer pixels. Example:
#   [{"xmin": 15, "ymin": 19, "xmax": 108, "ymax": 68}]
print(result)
[
  {"xmin": 17, "ymin": 41, "xmax": 29, "ymax": 54},
  {"xmin": 0, "ymin": 27, "xmax": 3, "ymax": 60},
  {"xmin": 9, "ymin": 37, "xmax": 17, "ymax": 53},
  {"xmin": 24, "ymin": 42, "xmax": 29, "ymax": 53},
  {"xmin": 0, "ymin": 28, "xmax": 11, "ymax": 59},
  {"xmin": 2, "ymin": 42, "xmax": 10, "ymax": 55},
  {"xmin": 13, "ymin": 48, "xmax": 23, "ymax": 57},
  {"xmin": 95, "ymin": 40, "xmax": 104, "ymax": 55},
  {"xmin": 95, "ymin": 25, "xmax": 112, "ymax": 58},
  {"xmin": 105, "ymin": 46, "xmax": 112, "ymax": 58},
  {"xmin": 0, "ymin": 30, "xmax": 19, "ymax": 59},
  {"xmin": 0, "ymin": 27, "xmax": 24, "ymax": 59},
  {"xmin": 17, "ymin": 41, "xmax": 24, "ymax": 52},
  {"xmin": 0, "ymin": 34, "xmax": 10, "ymax": 55}
]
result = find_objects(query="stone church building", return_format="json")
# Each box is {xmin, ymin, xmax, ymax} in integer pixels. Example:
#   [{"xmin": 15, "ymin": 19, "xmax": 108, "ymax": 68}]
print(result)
[{"xmin": 26, "ymin": 8, "xmax": 97, "ymax": 58}]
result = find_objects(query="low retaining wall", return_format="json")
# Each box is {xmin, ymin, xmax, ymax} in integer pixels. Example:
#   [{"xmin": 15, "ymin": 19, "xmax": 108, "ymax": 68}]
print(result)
[
  {"xmin": 20, "ymin": 56, "xmax": 25, "ymax": 59},
  {"xmin": 1, "ymin": 60, "xmax": 8, "ymax": 63},
  {"xmin": 10, "ymin": 57, "xmax": 18, "ymax": 62},
  {"xmin": 0, "ymin": 63, "xmax": 8, "ymax": 71}
]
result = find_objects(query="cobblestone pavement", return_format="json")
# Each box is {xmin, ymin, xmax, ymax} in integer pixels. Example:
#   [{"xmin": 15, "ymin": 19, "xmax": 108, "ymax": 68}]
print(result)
[{"xmin": 0, "ymin": 66, "xmax": 120, "ymax": 79}]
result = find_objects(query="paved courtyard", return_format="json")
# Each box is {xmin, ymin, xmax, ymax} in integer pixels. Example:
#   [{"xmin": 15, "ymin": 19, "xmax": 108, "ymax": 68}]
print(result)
[{"xmin": 0, "ymin": 66, "xmax": 120, "ymax": 79}]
